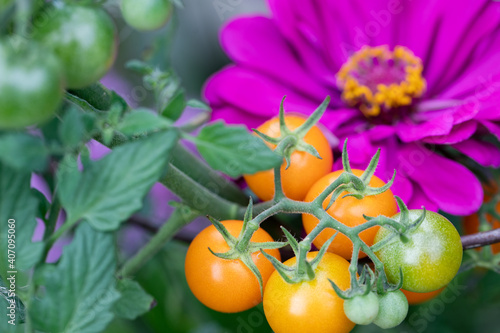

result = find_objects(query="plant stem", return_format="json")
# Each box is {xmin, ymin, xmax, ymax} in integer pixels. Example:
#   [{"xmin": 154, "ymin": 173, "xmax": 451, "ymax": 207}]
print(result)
[
  {"xmin": 161, "ymin": 163, "xmax": 240, "ymax": 220},
  {"xmin": 42, "ymin": 197, "xmax": 61, "ymax": 241},
  {"xmin": 44, "ymin": 217, "xmax": 78, "ymax": 258},
  {"xmin": 461, "ymin": 228, "xmax": 500, "ymax": 250},
  {"xmin": 170, "ymin": 144, "xmax": 248, "ymax": 205},
  {"xmin": 117, "ymin": 207, "xmax": 199, "ymax": 278}
]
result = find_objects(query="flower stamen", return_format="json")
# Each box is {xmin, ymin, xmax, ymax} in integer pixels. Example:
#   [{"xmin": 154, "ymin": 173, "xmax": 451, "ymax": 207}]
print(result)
[{"xmin": 337, "ymin": 46, "xmax": 426, "ymax": 117}]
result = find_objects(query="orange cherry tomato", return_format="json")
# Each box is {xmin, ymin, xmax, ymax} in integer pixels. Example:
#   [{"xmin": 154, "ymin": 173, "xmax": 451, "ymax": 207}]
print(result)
[
  {"xmin": 243, "ymin": 114, "xmax": 333, "ymax": 201},
  {"xmin": 463, "ymin": 182, "xmax": 500, "ymax": 254},
  {"xmin": 263, "ymin": 252, "xmax": 355, "ymax": 333},
  {"xmin": 303, "ymin": 169, "xmax": 398, "ymax": 260},
  {"xmin": 184, "ymin": 220, "xmax": 280, "ymax": 313},
  {"xmin": 402, "ymin": 287, "xmax": 445, "ymax": 305}
]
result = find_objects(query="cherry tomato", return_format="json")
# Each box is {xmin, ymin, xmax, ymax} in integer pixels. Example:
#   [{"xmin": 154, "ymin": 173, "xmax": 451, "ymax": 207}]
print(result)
[
  {"xmin": 401, "ymin": 286, "xmax": 445, "ymax": 305},
  {"xmin": 184, "ymin": 220, "xmax": 280, "ymax": 313},
  {"xmin": 121, "ymin": 0, "xmax": 173, "ymax": 31},
  {"xmin": 343, "ymin": 292, "xmax": 379, "ymax": 325},
  {"xmin": 303, "ymin": 169, "xmax": 397, "ymax": 260},
  {"xmin": 243, "ymin": 114, "xmax": 333, "ymax": 201},
  {"xmin": 463, "ymin": 182, "xmax": 500, "ymax": 254},
  {"xmin": 374, "ymin": 210, "xmax": 463, "ymax": 293},
  {"xmin": 0, "ymin": 40, "xmax": 63, "ymax": 129},
  {"xmin": 263, "ymin": 252, "xmax": 355, "ymax": 333},
  {"xmin": 373, "ymin": 290, "xmax": 408, "ymax": 329},
  {"xmin": 34, "ymin": 4, "xmax": 117, "ymax": 89}
]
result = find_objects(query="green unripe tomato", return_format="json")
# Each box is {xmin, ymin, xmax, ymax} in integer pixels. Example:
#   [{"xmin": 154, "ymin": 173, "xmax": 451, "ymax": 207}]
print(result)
[
  {"xmin": 34, "ymin": 4, "xmax": 117, "ymax": 89},
  {"xmin": 121, "ymin": 0, "xmax": 173, "ymax": 31},
  {"xmin": 0, "ymin": 40, "xmax": 63, "ymax": 129},
  {"xmin": 373, "ymin": 290, "xmax": 409, "ymax": 329},
  {"xmin": 343, "ymin": 292, "xmax": 379, "ymax": 325},
  {"xmin": 374, "ymin": 210, "xmax": 463, "ymax": 292}
]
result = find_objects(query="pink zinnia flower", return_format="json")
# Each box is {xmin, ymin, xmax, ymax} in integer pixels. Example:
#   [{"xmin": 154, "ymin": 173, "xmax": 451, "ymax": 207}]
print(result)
[{"xmin": 204, "ymin": 0, "xmax": 500, "ymax": 215}]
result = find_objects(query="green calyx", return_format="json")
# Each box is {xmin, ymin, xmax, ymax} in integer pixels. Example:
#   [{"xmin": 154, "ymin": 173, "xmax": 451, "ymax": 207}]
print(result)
[
  {"xmin": 260, "ymin": 227, "xmax": 337, "ymax": 284},
  {"xmin": 253, "ymin": 96, "xmax": 331, "ymax": 168},
  {"xmin": 207, "ymin": 198, "xmax": 286, "ymax": 296},
  {"xmin": 330, "ymin": 263, "xmax": 377, "ymax": 300},
  {"xmin": 368, "ymin": 198, "xmax": 426, "ymax": 253},
  {"xmin": 325, "ymin": 140, "xmax": 396, "ymax": 209}
]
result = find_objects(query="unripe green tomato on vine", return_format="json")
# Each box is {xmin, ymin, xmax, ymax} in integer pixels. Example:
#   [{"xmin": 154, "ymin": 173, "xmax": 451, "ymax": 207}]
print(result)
[
  {"xmin": 121, "ymin": 0, "xmax": 173, "ymax": 31},
  {"xmin": 34, "ymin": 4, "xmax": 117, "ymax": 89},
  {"xmin": 343, "ymin": 292, "xmax": 379, "ymax": 325},
  {"xmin": 0, "ymin": 40, "xmax": 64, "ymax": 129},
  {"xmin": 373, "ymin": 290, "xmax": 409, "ymax": 329},
  {"xmin": 374, "ymin": 210, "xmax": 463, "ymax": 293}
]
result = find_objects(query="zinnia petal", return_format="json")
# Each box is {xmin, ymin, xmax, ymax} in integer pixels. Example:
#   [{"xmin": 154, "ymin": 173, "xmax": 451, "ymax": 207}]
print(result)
[
  {"xmin": 453, "ymin": 139, "xmax": 500, "ymax": 167},
  {"xmin": 399, "ymin": 144, "xmax": 482, "ymax": 215},
  {"xmin": 407, "ymin": 183, "xmax": 439, "ymax": 212},
  {"xmin": 220, "ymin": 16, "xmax": 333, "ymax": 101},
  {"xmin": 423, "ymin": 120, "xmax": 477, "ymax": 144},
  {"xmin": 204, "ymin": 66, "xmax": 319, "ymax": 117}
]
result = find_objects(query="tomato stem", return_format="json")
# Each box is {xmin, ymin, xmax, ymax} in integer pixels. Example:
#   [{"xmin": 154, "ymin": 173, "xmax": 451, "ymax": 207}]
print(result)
[
  {"xmin": 161, "ymin": 164, "xmax": 241, "ymax": 220},
  {"xmin": 117, "ymin": 206, "xmax": 199, "ymax": 279},
  {"xmin": 170, "ymin": 144, "xmax": 248, "ymax": 205}
]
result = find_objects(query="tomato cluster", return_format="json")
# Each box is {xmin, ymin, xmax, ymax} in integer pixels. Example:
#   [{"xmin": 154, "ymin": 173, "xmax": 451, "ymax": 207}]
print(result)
[
  {"xmin": 0, "ymin": 0, "xmax": 175, "ymax": 131},
  {"xmin": 0, "ymin": 2, "xmax": 117, "ymax": 129},
  {"xmin": 184, "ymin": 115, "xmax": 466, "ymax": 332}
]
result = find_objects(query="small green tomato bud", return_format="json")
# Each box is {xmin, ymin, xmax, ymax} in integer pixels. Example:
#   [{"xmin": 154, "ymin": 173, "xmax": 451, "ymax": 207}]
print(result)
[
  {"xmin": 373, "ymin": 290, "xmax": 409, "ymax": 329},
  {"xmin": 343, "ymin": 292, "xmax": 379, "ymax": 325}
]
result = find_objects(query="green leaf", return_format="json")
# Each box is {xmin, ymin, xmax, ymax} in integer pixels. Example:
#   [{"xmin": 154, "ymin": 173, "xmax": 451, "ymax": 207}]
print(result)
[
  {"xmin": 67, "ymin": 83, "xmax": 113, "ymax": 111},
  {"xmin": 117, "ymin": 109, "xmax": 171, "ymax": 136},
  {"xmin": 0, "ymin": 299, "xmax": 25, "ymax": 332},
  {"xmin": 59, "ymin": 107, "xmax": 86, "ymax": 148},
  {"xmin": 195, "ymin": 121, "xmax": 282, "ymax": 178},
  {"xmin": 32, "ymin": 223, "xmax": 120, "ymax": 333},
  {"xmin": 31, "ymin": 188, "xmax": 50, "ymax": 219},
  {"xmin": 161, "ymin": 89, "xmax": 186, "ymax": 121},
  {"xmin": 187, "ymin": 99, "xmax": 211, "ymax": 112},
  {"xmin": 126, "ymin": 60, "xmax": 153, "ymax": 75},
  {"xmin": 113, "ymin": 279, "xmax": 154, "ymax": 320},
  {"xmin": 0, "ymin": 164, "xmax": 43, "ymax": 278},
  {"xmin": 0, "ymin": 133, "xmax": 49, "ymax": 172},
  {"xmin": 58, "ymin": 130, "xmax": 178, "ymax": 231},
  {"xmin": 0, "ymin": 275, "xmax": 26, "ymax": 332}
]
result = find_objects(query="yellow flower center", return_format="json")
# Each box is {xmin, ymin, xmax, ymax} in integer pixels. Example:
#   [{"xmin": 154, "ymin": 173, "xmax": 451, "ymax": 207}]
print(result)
[{"xmin": 336, "ymin": 45, "xmax": 426, "ymax": 117}]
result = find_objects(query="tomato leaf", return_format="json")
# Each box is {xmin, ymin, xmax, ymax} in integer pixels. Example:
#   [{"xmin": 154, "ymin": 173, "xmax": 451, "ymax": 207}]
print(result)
[
  {"xmin": 187, "ymin": 99, "xmax": 211, "ymax": 112},
  {"xmin": 0, "ymin": 283, "xmax": 25, "ymax": 332},
  {"xmin": 67, "ymin": 83, "xmax": 113, "ymax": 111},
  {"xmin": 117, "ymin": 109, "xmax": 171, "ymax": 136},
  {"xmin": 161, "ymin": 88, "xmax": 186, "ymax": 121},
  {"xmin": 59, "ymin": 107, "xmax": 87, "ymax": 148},
  {"xmin": 0, "ymin": 133, "xmax": 49, "ymax": 172},
  {"xmin": 58, "ymin": 130, "xmax": 178, "ymax": 231},
  {"xmin": 0, "ymin": 164, "xmax": 43, "ymax": 277},
  {"xmin": 195, "ymin": 121, "xmax": 282, "ymax": 178},
  {"xmin": 31, "ymin": 223, "xmax": 120, "ymax": 333},
  {"xmin": 113, "ymin": 279, "xmax": 154, "ymax": 320}
]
